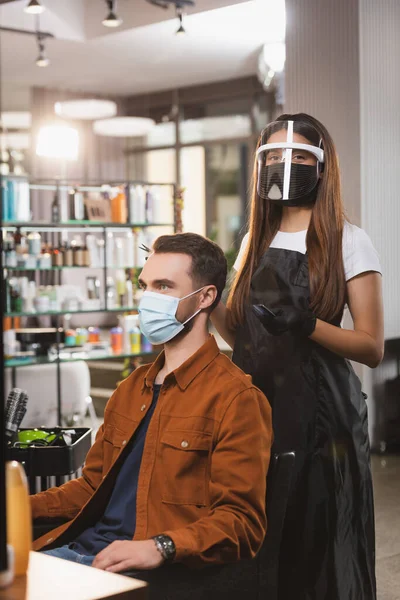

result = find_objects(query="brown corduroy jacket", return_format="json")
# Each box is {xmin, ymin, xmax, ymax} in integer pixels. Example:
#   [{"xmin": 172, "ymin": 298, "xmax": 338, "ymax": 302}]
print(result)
[{"xmin": 31, "ymin": 335, "xmax": 272, "ymax": 568}]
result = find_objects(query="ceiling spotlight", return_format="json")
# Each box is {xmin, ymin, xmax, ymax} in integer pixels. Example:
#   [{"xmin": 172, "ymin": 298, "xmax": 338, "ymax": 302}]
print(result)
[
  {"xmin": 36, "ymin": 35, "xmax": 49, "ymax": 67},
  {"xmin": 144, "ymin": 1, "xmax": 194, "ymax": 34},
  {"xmin": 176, "ymin": 11, "xmax": 186, "ymax": 34},
  {"xmin": 24, "ymin": 0, "xmax": 45, "ymax": 14},
  {"xmin": 102, "ymin": 0, "xmax": 123, "ymax": 28}
]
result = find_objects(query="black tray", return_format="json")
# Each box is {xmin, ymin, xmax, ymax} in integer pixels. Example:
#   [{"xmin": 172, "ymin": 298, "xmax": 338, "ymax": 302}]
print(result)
[{"xmin": 8, "ymin": 427, "xmax": 92, "ymax": 477}]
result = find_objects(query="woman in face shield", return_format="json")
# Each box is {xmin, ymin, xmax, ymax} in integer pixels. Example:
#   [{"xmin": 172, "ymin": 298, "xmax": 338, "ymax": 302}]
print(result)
[{"xmin": 211, "ymin": 113, "xmax": 383, "ymax": 600}]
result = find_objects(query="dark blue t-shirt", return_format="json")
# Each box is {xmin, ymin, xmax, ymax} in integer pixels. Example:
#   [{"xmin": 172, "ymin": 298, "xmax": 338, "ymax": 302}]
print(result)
[{"xmin": 71, "ymin": 384, "xmax": 161, "ymax": 556}]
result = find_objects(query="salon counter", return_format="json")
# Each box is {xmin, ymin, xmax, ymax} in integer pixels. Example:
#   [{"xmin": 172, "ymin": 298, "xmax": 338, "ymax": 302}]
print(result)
[{"xmin": 0, "ymin": 552, "xmax": 147, "ymax": 600}]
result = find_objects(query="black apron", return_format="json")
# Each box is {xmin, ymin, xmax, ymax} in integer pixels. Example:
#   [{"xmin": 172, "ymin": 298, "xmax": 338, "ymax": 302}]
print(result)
[{"xmin": 233, "ymin": 247, "xmax": 376, "ymax": 600}]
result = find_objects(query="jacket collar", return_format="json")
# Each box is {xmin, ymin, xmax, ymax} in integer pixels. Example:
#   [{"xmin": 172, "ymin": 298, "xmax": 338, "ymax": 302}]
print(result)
[{"xmin": 143, "ymin": 334, "xmax": 220, "ymax": 391}]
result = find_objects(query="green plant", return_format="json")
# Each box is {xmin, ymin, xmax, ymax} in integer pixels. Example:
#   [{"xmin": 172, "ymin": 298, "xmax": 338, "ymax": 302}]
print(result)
[{"xmin": 224, "ymin": 247, "xmax": 237, "ymax": 273}]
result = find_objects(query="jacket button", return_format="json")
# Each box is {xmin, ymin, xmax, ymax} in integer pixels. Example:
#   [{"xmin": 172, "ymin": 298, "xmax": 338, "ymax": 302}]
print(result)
[
  {"xmin": 140, "ymin": 404, "xmax": 146, "ymax": 411},
  {"xmin": 47, "ymin": 537, "xmax": 54, "ymax": 544},
  {"xmin": 122, "ymin": 440, "xmax": 127, "ymax": 446},
  {"xmin": 181, "ymin": 440, "xmax": 189, "ymax": 448}
]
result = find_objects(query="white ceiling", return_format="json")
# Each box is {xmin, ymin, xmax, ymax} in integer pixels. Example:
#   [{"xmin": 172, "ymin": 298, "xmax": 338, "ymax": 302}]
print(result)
[{"xmin": 0, "ymin": 0, "xmax": 285, "ymax": 110}]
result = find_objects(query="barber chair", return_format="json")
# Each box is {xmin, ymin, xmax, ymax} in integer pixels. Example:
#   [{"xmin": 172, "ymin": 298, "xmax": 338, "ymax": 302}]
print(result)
[
  {"xmin": 33, "ymin": 451, "xmax": 295, "ymax": 600},
  {"xmin": 126, "ymin": 451, "xmax": 296, "ymax": 600}
]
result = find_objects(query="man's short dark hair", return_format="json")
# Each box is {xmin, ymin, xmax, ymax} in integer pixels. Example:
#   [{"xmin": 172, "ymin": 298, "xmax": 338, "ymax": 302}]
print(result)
[{"xmin": 153, "ymin": 233, "xmax": 227, "ymax": 310}]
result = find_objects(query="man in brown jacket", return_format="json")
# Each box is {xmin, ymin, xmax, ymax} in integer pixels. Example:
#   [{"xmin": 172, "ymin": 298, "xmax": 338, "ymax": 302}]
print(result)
[{"xmin": 31, "ymin": 232, "xmax": 272, "ymax": 573}]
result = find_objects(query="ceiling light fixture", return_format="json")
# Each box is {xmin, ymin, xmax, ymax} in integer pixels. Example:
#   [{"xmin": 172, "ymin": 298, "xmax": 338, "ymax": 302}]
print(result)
[
  {"xmin": 35, "ymin": 16, "xmax": 49, "ymax": 67},
  {"xmin": 102, "ymin": 0, "xmax": 123, "ymax": 28},
  {"xmin": 24, "ymin": 0, "xmax": 45, "ymax": 14},
  {"xmin": 54, "ymin": 99, "xmax": 117, "ymax": 121},
  {"xmin": 36, "ymin": 125, "xmax": 79, "ymax": 161},
  {"xmin": 175, "ymin": 11, "xmax": 185, "ymax": 35},
  {"xmin": 93, "ymin": 117, "xmax": 155, "ymax": 138},
  {"xmin": 145, "ymin": 1, "xmax": 194, "ymax": 34},
  {"xmin": 0, "ymin": 112, "xmax": 32, "ymax": 130},
  {"xmin": 36, "ymin": 34, "xmax": 49, "ymax": 67}
]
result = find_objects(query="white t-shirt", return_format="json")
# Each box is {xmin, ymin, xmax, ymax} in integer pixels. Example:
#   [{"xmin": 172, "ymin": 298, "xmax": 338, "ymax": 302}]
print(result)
[{"xmin": 233, "ymin": 222, "xmax": 382, "ymax": 282}]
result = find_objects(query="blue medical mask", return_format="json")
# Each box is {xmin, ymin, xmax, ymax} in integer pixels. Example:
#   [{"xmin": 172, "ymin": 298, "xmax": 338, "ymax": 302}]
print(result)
[{"xmin": 138, "ymin": 287, "xmax": 205, "ymax": 345}]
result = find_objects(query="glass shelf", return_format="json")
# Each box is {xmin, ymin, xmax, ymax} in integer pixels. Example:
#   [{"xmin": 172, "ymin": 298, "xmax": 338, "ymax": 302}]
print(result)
[
  {"xmin": 28, "ymin": 180, "xmax": 173, "ymax": 190},
  {"xmin": 2, "ymin": 221, "xmax": 174, "ymax": 230},
  {"xmin": 5, "ymin": 350, "xmax": 155, "ymax": 369},
  {"xmin": 5, "ymin": 306, "xmax": 138, "ymax": 318},
  {"xmin": 4, "ymin": 265, "xmax": 138, "ymax": 271}
]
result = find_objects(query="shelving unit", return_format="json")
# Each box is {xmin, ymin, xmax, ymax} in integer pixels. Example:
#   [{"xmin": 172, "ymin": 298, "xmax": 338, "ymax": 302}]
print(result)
[
  {"xmin": 3, "ymin": 221, "xmax": 175, "ymax": 229},
  {"xmin": 2, "ymin": 177, "xmax": 176, "ymax": 424},
  {"xmin": 5, "ymin": 266, "xmax": 135, "ymax": 272},
  {"xmin": 5, "ymin": 350, "xmax": 154, "ymax": 369},
  {"xmin": 4, "ymin": 306, "xmax": 137, "ymax": 318}
]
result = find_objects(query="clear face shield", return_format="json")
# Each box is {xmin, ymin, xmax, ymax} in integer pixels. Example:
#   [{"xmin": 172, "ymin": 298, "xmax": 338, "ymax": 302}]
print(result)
[{"xmin": 256, "ymin": 120, "xmax": 325, "ymax": 206}]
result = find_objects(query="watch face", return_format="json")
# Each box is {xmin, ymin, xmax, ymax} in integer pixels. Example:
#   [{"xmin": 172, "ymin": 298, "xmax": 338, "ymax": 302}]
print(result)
[
  {"xmin": 156, "ymin": 535, "xmax": 176, "ymax": 561},
  {"xmin": 165, "ymin": 538, "xmax": 176, "ymax": 558}
]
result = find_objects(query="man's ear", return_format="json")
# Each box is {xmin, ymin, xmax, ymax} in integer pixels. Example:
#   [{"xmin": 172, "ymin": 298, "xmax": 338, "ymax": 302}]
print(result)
[{"xmin": 199, "ymin": 285, "xmax": 217, "ymax": 310}]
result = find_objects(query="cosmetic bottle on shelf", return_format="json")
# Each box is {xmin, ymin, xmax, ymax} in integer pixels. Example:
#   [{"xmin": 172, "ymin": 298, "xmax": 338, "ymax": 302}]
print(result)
[
  {"xmin": 51, "ymin": 188, "xmax": 60, "ymax": 223},
  {"xmin": 63, "ymin": 243, "xmax": 74, "ymax": 267}
]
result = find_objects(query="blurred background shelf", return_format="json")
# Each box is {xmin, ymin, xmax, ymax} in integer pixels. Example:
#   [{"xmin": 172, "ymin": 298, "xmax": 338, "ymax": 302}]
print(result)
[{"xmin": 5, "ymin": 349, "xmax": 154, "ymax": 369}]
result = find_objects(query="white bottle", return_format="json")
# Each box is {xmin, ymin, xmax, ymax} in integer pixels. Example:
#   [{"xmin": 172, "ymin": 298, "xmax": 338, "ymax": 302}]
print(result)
[
  {"xmin": 130, "ymin": 185, "xmax": 146, "ymax": 224},
  {"xmin": 86, "ymin": 234, "xmax": 100, "ymax": 268},
  {"xmin": 124, "ymin": 230, "xmax": 135, "ymax": 267},
  {"xmin": 126, "ymin": 279, "xmax": 133, "ymax": 308},
  {"xmin": 97, "ymin": 238, "xmax": 105, "ymax": 267},
  {"xmin": 106, "ymin": 232, "xmax": 114, "ymax": 268},
  {"xmin": 19, "ymin": 278, "xmax": 29, "ymax": 312},
  {"xmin": 25, "ymin": 281, "xmax": 36, "ymax": 313},
  {"xmin": 115, "ymin": 238, "xmax": 124, "ymax": 268},
  {"xmin": 106, "ymin": 276, "xmax": 116, "ymax": 309}
]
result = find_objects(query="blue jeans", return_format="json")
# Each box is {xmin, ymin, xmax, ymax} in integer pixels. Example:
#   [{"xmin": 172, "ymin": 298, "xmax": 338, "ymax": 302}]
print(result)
[{"xmin": 42, "ymin": 544, "xmax": 95, "ymax": 567}]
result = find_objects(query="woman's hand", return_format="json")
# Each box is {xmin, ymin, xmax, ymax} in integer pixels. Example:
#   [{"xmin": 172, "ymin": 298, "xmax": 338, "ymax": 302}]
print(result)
[
  {"xmin": 253, "ymin": 272, "xmax": 384, "ymax": 368},
  {"xmin": 252, "ymin": 304, "xmax": 317, "ymax": 337}
]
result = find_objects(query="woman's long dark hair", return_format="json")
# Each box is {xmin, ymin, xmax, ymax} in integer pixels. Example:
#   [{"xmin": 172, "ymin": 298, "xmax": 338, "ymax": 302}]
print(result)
[{"xmin": 227, "ymin": 112, "xmax": 346, "ymax": 326}]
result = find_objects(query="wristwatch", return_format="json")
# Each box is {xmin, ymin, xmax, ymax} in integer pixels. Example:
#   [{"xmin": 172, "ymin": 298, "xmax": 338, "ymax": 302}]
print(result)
[{"xmin": 152, "ymin": 534, "xmax": 176, "ymax": 562}]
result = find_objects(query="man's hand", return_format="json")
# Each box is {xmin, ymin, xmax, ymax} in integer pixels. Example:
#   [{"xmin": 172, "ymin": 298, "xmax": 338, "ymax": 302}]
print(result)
[{"xmin": 92, "ymin": 539, "xmax": 164, "ymax": 572}]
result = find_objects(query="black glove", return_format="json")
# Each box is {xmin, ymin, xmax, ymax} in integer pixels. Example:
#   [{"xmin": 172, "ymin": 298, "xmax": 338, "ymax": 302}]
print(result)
[{"xmin": 252, "ymin": 304, "xmax": 317, "ymax": 337}]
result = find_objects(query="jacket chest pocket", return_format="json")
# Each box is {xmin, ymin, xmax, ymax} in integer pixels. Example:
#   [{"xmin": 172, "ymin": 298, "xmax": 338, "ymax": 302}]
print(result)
[
  {"xmin": 103, "ymin": 424, "xmax": 128, "ymax": 473},
  {"xmin": 160, "ymin": 431, "xmax": 212, "ymax": 507}
]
